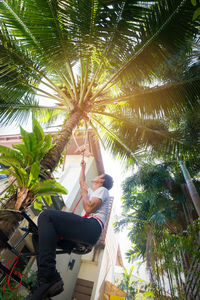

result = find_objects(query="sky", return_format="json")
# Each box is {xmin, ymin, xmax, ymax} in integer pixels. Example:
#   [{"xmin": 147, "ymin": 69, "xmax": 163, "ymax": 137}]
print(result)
[
  {"xmin": 101, "ymin": 148, "xmax": 150, "ymax": 281},
  {"xmin": 101, "ymin": 148, "xmax": 132, "ymax": 261}
]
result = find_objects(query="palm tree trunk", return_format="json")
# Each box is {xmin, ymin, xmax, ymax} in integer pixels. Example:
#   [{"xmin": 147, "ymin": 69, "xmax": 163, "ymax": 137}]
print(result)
[
  {"xmin": 160, "ymin": 262, "xmax": 167, "ymax": 297},
  {"xmin": 162, "ymin": 235, "xmax": 175, "ymax": 299},
  {"xmin": 41, "ymin": 109, "xmax": 83, "ymax": 173},
  {"xmin": 145, "ymin": 226, "xmax": 155, "ymax": 284},
  {"xmin": 174, "ymin": 261, "xmax": 181, "ymax": 298},
  {"xmin": 174, "ymin": 252, "xmax": 185, "ymax": 299},
  {"xmin": 181, "ymin": 184, "xmax": 194, "ymax": 223},
  {"xmin": 166, "ymin": 266, "xmax": 175, "ymax": 299},
  {"xmin": 155, "ymin": 255, "xmax": 162, "ymax": 297},
  {"xmin": 179, "ymin": 161, "xmax": 200, "ymax": 217}
]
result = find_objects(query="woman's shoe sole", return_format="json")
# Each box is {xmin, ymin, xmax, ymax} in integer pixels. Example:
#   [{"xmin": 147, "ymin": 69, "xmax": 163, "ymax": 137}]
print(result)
[{"xmin": 47, "ymin": 280, "xmax": 64, "ymax": 297}]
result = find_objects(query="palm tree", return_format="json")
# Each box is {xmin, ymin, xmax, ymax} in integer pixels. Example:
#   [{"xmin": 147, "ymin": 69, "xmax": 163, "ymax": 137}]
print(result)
[
  {"xmin": 116, "ymin": 162, "xmax": 196, "ymax": 298},
  {"xmin": 117, "ymin": 266, "xmax": 137, "ymax": 300},
  {"xmin": 179, "ymin": 160, "xmax": 200, "ymax": 217},
  {"xmin": 0, "ymin": 0, "xmax": 199, "ymax": 181}
]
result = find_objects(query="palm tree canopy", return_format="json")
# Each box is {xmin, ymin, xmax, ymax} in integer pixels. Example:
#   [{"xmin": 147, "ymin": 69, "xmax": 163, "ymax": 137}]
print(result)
[
  {"xmin": 116, "ymin": 161, "xmax": 195, "ymax": 261},
  {"xmin": 0, "ymin": 0, "xmax": 199, "ymax": 170}
]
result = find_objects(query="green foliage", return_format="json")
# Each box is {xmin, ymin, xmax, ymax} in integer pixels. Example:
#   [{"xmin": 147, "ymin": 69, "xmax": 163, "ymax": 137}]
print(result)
[
  {"xmin": 22, "ymin": 260, "xmax": 37, "ymax": 286},
  {"xmin": 135, "ymin": 291, "xmax": 154, "ymax": 300},
  {"xmin": 191, "ymin": 0, "xmax": 197, "ymax": 5},
  {"xmin": 118, "ymin": 159, "xmax": 199, "ymax": 298},
  {"xmin": 191, "ymin": 0, "xmax": 200, "ymax": 20},
  {"xmin": 0, "ymin": 118, "xmax": 54, "ymax": 169},
  {"xmin": 0, "ymin": 117, "xmax": 67, "ymax": 209},
  {"xmin": 193, "ymin": 7, "xmax": 200, "ymax": 19},
  {"xmin": 0, "ymin": 288, "xmax": 24, "ymax": 300},
  {"xmin": 116, "ymin": 266, "xmax": 137, "ymax": 300},
  {"xmin": 0, "ymin": 262, "xmax": 37, "ymax": 299},
  {"xmin": 116, "ymin": 162, "xmax": 182, "ymax": 261},
  {"xmin": 159, "ymin": 219, "xmax": 200, "ymax": 262},
  {"xmin": 0, "ymin": 184, "xmax": 15, "ymax": 209},
  {"xmin": 116, "ymin": 267, "xmax": 155, "ymax": 300},
  {"xmin": 18, "ymin": 118, "xmax": 54, "ymax": 165},
  {"xmin": 31, "ymin": 180, "xmax": 68, "ymax": 196},
  {"xmin": 33, "ymin": 198, "xmax": 43, "ymax": 210}
]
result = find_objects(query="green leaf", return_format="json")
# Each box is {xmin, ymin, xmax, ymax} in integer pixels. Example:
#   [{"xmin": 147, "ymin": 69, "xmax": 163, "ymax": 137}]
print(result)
[
  {"xmin": 0, "ymin": 169, "xmax": 11, "ymax": 175},
  {"xmin": 34, "ymin": 199, "xmax": 43, "ymax": 210},
  {"xmin": 191, "ymin": 0, "xmax": 197, "ymax": 6},
  {"xmin": 13, "ymin": 144, "xmax": 26, "ymax": 153},
  {"xmin": 30, "ymin": 161, "xmax": 40, "ymax": 180},
  {"xmin": 20, "ymin": 127, "xmax": 31, "ymax": 151},
  {"xmin": 31, "ymin": 179, "xmax": 68, "ymax": 196},
  {"xmin": 0, "ymin": 145, "xmax": 24, "ymax": 165},
  {"xmin": 27, "ymin": 173, "xmax": 33, "ymax": 188},
  {"xmin": 10, "ymin": 168, "xmax": 22, "ymax": 186},
  {"xmin": 44, "ymin": 133, "xmax": 52, "ymax": 147},
  {"xmin": 14, "ymin": 167, "xmax": 29, "ymax": 187},
  {"xmin": 0, "ymin": 156, "xmax": 22, "ymax": 167},
  {"xmin": 43, "ymin": 195, "xmax": 53, "ymax": 206},
  {"xmin": 193, "ymin": 7, "xmax": 200, "ymax": 20},
  {"xmin": 18, "ymin": 127, "xmax": 36, "ymax": 157},
  {"xmin": 144, "ymin": 291, "xmax": 154, "ymax": 296},
  {"xmin": 36, "ymin": 140, "xmax": 55, "ymax": 161},
  {"xmin": 0, "ymin": 145, "xmax": 16, "ymax": 155},
  {"xmin": 32, "ymin": 116, "xmax": 45, "ymax": 142},
  {"xmin": 27, "ymin": 161, "xmax": 40, "ymax": 187},
  {"xmin": 13, "ymin": 144, "xmax": 31, "ymax": 166},
  {"xmin": 29, "ymin": 132, "xmax": 37, "ymax": 153}
]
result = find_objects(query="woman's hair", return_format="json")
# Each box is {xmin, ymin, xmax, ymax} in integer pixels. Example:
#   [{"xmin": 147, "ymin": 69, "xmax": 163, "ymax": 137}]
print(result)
[{"xmin": 102, "ymin": 174, "xmax": 113, "ymax": 190}]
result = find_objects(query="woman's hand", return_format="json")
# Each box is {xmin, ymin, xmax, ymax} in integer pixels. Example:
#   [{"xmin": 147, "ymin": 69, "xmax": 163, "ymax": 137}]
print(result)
[
  {"xmin": 79, "ymin": 161, "xmax": 86, "ymax": 187},
  {"xmin": 81, "ymin": 182, "xmax": 89, "ymax": 191},
  {"xmin": 81, "ymin": 189, "xmax": 87, "ymax": 198},
  {"xmin": 80, "ymin": 160, "xmax": 86, "ymax": 169}
]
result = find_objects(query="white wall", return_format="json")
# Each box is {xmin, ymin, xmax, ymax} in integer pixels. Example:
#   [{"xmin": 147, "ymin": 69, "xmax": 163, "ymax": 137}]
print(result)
[{"xmin": 92, "ymin": 203, "xmax": 120, "ymax": 300}]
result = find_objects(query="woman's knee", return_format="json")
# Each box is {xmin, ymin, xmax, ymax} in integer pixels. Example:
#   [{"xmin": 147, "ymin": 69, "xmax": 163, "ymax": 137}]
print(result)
[{"xmin": 38, "ymin": 209, "xmax": 52, "ymax": 224}]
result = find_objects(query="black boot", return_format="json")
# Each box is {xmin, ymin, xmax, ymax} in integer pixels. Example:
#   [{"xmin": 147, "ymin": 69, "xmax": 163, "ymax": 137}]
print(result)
[{"xmin": 23, "ymin": 275, "xmax": 64, "ymax": 300}]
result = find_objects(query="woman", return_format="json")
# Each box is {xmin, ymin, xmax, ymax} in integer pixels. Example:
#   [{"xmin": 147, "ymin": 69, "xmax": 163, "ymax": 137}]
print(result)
[{"xmin": 23, "ymin": 163, "xmax": 113, "ymax": 300}]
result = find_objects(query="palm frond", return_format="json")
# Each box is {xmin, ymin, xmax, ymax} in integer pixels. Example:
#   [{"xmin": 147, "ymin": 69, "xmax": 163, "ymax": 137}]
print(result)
[
  {"xmin": 0, "ymin": 23, "xmax": 42, "ymax": 83},
  {"xmin": 91, "ymin": 111, "xmax": 196, "ymax": 163},
  {"xmin": 0, "ymin": 0, "xmax": 73, "ymax": 70},
  {"xmin": 88, "ymin": 119, "xmax": 106, "ymax": 151},
  {"xmin": 92, "ymin": 0, "xmax": 199, "ymax": 98},
  {"xmin": 0, "ymin": 94, "xmax": 38, "ymax": 126},
  {"xmin": 33, "ymin": 105, "xmax": 68, "ymax": 128},
  {"xmin": 126, "ymin": 76, "xmax": 200, "ymax": 117},
  {"xmin": 0, "ymin": 0, "xmax": 76, "ymax": 102},
  {"xmin": 31, "ymin": 179, "xmax": 68, "ymax": 196},
  {"xmin": 95, "ymin": 75, "xmax": 200, "ymax": 117},
  {"xmin": 115, "ymin": 0, "xmax": 199, "ymax": 83},
  {"xmin": 91, "ymin": 114, "xmax": 141, "ymax": 165}
]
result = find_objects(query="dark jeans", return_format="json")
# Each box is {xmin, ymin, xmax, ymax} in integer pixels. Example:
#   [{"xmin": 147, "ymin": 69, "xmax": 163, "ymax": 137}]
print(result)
[{"xmin": 32, "ymin": 209, "xmax": 102, "ymax": 280}]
